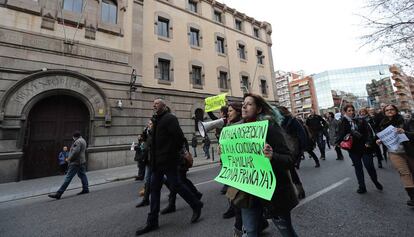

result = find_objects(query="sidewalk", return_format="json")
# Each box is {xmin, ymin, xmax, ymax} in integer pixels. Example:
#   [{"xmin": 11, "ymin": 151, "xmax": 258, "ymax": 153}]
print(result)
[{"xmin": 0, "ymin": 145, "xmax": 219, "ymax": 203}]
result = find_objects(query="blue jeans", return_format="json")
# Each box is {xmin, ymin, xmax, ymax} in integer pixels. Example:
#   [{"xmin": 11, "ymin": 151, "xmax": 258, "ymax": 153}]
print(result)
[
  {"xmin": 241, "ymin": 200, "xmax": 298, "ymax": 237},
  {"xmin": 315, "ymin": 131, "xmax": 326, "ymax": 157},
  {"xmin": 241, "ymin": 205, "xmax": 261, "ymax": 237},
  {"xmin": 348, "ymin": 152, "xmax": 378, "ymax": 188},
  {"xmin": 147, "ymin": 167, "xmax": 202, "ymax": 225},
  {"xmin": 203, "ymin": 145, "xmax": 210, "ymax": 158},
  {"xmin": 57, "ymin": 164, "xmax": 89, "ymax": 194},
  {"xmin": 192, "ymin": 147, "xmax": 197, "ymax": 157}
]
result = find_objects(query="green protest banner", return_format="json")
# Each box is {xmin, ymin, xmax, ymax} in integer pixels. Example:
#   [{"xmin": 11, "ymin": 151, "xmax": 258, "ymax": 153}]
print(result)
[
  {"xmin": 214, "ymin": 120, "xmax": 277, "ymax": 201},
  {"xmin": 205, "ymin": 93, "xmax": 227, "ymax": 112}
]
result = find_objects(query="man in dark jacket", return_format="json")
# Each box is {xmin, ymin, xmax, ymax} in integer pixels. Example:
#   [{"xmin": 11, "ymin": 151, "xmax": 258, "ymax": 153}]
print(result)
[
  {"xmin": 306, "ymin": 110, "xmax": 328, "ymax": 159},
  {"xmin": 48, "ymin": 131, "xmax": 89, "ymax": 199},
  {"xmin": 136, "ymin": 99, "xmax": 204, "ymax": 236}
]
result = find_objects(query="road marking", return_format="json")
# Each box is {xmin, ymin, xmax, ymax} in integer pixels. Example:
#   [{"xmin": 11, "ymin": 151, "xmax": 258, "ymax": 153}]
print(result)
[
  {"xmin": 295, "ymin": 177, "xmax": 351, "ymax": 208},
  {"xmin": 195, "ymin": 180, "xmax": 215, "ymax": 186},
  {"xmin": 188, "ymin": 163, "xmax": 220, "ymax": 174}
]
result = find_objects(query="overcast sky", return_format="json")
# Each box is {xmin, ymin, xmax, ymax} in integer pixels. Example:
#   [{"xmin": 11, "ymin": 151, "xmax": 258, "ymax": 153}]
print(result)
[{"xmin": 219, "ymin": 0, "xmax": 394, "ymax": 75}]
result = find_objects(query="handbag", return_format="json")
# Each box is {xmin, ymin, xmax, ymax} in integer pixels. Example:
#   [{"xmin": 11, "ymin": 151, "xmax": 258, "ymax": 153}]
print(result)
[
  {"xmin": 340, "ymin": 134, "xmax": 353, "ymax": 150},
  {"xmin": 183, "ymin": 150, "xmax": 193, "ymax": 168}
]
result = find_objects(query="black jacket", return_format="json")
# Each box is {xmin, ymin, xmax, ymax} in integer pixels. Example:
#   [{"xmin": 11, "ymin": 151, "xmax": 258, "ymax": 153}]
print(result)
[
  {"xmin": 306, "ymin": 114, "xmax": 327, "ymax": 133},
  {"xmin": 336, "ymin": 117, "xmax": 374, "ymax": 154},
  {"xmin": 263, "ymin": 123, "xmax": 299, "ymax": 216},
  {"xmin": 281, "ymin": 116, "xmax": 307, "ymax": 160},
  {"xmin": 151, "ymin": 110, "xmax": 185, "ymax": 170}
]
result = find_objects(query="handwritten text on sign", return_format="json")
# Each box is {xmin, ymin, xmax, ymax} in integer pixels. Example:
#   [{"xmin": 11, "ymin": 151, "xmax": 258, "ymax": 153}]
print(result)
[
  {"xmin": 377, "ymin": 125, "xmax": 409, "ymax": 152},
  {"xmin": 205, "ymin": 93, "xmax": 227, "ymax": 112},
  {"xmin": 215, "ymin": 121, "xmax": 276, "ymax": 201}
]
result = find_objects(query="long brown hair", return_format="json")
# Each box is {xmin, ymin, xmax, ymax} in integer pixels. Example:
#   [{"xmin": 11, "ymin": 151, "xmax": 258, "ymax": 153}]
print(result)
[{"xmin": 243, "ymin": 93, "xmax": 283, "ymax": 125}]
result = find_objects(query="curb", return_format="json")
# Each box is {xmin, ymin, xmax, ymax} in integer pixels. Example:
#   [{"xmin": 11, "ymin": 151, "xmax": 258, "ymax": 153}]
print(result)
[{"xmin": 0, "ymin": 160, "xmax": 219, "ymax": 204}]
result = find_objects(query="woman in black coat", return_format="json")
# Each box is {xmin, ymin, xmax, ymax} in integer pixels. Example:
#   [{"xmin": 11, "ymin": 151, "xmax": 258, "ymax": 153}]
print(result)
[
  {"xmin": 236, "ymin": 93, "xmax": 298, "ymax": 237},
  {"xmin": 336, "ymin": 104, "xmax": 383, "ymax": 194}
]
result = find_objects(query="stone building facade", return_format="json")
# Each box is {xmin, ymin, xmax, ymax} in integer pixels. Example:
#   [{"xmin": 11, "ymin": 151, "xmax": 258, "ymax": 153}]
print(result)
[{"xmin": 0, "ymin": 0, "xmax": 275, "ymax": 183}]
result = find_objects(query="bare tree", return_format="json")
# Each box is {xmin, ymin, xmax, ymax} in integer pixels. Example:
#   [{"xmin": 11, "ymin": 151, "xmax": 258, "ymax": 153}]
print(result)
[{"xmin": 361, "ymin": 0, "xmax": 414, "ymax": 69}]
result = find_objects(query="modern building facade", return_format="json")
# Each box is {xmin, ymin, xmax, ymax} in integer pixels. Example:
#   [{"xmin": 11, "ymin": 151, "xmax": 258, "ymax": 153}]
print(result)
[
  {"xmin": 312, "ymin": 65, "xmax": 391, "ymax": 111},
  {"xmin": 289, "ymin": 75, "xmax": 318, "ymax": 118},
  {"xmin": 0, "ymin": 0, "xmax": 276, "ymax": 183}
]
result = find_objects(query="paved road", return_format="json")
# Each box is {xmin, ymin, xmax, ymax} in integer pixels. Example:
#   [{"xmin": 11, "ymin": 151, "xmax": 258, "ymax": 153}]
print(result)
[{"xmin": 1, "ymin": 149, "xmax": 413, "ymax": 237}]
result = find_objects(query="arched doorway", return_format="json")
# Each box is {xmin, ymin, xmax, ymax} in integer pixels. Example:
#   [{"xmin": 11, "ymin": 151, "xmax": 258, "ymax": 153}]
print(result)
[{"xmin": 22, "ymin": 95, "xmax": 90, "ymax": 179}]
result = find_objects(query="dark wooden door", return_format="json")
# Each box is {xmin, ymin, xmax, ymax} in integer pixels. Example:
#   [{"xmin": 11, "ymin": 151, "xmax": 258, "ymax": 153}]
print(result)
[{"xmin": 23, "ymin": 95, "xmax": 89, "ymax": 179}]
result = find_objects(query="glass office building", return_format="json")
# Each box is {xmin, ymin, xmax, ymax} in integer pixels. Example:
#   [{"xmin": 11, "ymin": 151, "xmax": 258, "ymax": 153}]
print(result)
[{"xmin": 312, "ymin": 65, "xmax": 391, "ymax": 110}]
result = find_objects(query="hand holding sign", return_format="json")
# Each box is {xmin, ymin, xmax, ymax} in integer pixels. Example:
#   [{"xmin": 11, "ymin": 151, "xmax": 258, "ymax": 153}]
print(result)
[
  {"xmin": 263, "ymin": 144, "xmax": 273, "ymax": 160},
  {"xmin": 205, "ymin": 93, "xmax": 227, "ymax": 112}
]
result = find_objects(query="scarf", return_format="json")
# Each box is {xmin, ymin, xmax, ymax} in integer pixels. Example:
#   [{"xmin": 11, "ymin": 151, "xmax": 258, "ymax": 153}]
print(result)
[{"xmin": 344, "ymin": 114, "xmax": 357, "ymax": 131}]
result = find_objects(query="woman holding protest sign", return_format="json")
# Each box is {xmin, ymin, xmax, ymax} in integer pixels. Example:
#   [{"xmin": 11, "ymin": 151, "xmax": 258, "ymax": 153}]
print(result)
[
  {"xmin": 377, "ymin": 104, "xmax": 414, "ymax": 206},
  {"xmin": 234, "ymin": 93, "xmax": 298, "ymax": 237},
  {"xmin": 336, "ymin": 104, "xmax": 383, "ymax": 194}
]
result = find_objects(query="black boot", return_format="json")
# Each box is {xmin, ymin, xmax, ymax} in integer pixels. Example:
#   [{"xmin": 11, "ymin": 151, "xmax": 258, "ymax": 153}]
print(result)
[
  {"xmin": 48, "ymin": 192, "xmax": 62, "ymax": 200},
  {"xmin": 405, "ymin": 188, "xmax": 414, "ymax": 206},
  {"xmin": 222, "ymin": 203, "xmax": 235, "ymax": 219},
  {"xmin": 135, "ymin": 222, "xmax": 159, "ymax": 236},
  {"xmin": 295, "ymin": 184, "xmax": 306, "ymax": 199},
  {"xmin": 373, "ymin": 181, "xmax": 383, "ymax": 190},
  {"xmin": 161, "ymin": 194, "xmax": 176, "ymax": 214},
  {"xmin": 191, "ymin": 202, "xmax": 203, "ymax": 223},
  {"xmin": 357, "ymin": 186, "xmax": 367, "ymax": 194}
]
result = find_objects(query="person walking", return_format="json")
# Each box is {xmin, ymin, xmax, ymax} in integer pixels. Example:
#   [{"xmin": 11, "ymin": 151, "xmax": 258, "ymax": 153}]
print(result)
[
  {"xmin": 57, "ymin": 146, "xmax": 69, "ymax": 175},
  {"xmin": 134, "ymin": 135, "xmax": 145, "ymax": 181},
  {"xmin": 306, "ymin": 110, "xmax": 328, "ymax": 160},
  {"xmin": 136, "ymin": 119, "xmax": 154, "ymax": 208},
  {"xmin": 336, "ymin": 104, "xmax": 383, "ymax": 194},
  {"xmin": 374, "ymin": 103, "xmax": 388, "ymax": 161},
  {"xmin": 48, "ymin": 131, "xmax": 89, "ymax": 199},
  {"xmin": 160, "ymin": 138, "xmax": 203, "ymax": 214},
  {"xmin": 360, "ymin": 108, "xmax": 383, "ymax": 168},
  {"xmin": 191, "ymin": 133, "xmax": 198, "ymax": 157},
  {"xmin": 202, "ymin": 135, "xmax": 211, "ymax": 159},
  {"xmin": 377, "ymin": 104, "xmax": 414, "ymax": 206},
  {"xmin": 278, "ymin": 106, "xmax": 307, "ymax": 199},
  {"xmin": 327, "ymin": 112, "xmax": 344, "ymax": 160},
  {"xmin": 233, "ymin": 93, "xmax": 298, "ymax": 237},
  {"xmin": 135, "ymin": 99, "xmax": 203, "ymax": 236}
]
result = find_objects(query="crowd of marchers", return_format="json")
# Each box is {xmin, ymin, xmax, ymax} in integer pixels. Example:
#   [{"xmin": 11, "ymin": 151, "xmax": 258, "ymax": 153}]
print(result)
[{"xmin": 47, "ymin": 95, "xmax": 414, "ymax": 237}]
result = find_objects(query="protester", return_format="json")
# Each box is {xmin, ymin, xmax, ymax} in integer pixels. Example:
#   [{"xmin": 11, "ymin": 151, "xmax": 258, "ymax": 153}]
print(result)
[
  {"xmin": 48, "ymin": 131, "xmax": 89, "ymax": 199},
  {"xmin": 230, "ymin": 93, "xmax": 298, "ymax": 237},
  {"xmin": 278, "ymin": 106, "xmax": 307, "ymax": 199},
  {"xmin": 359, "ymin": 107, "xmax": 383, "ymax": 168},
  {"xmin": 191, "ymin": 133, "xmax": 198, "ymax": 157},
  {"xmin": 374, "ymin": 103, "xmax": 388, "ymax": 161},
  {"xmin": 57, "ymin": 146, "xmax": 69, "ymax": 175},
  {"xmin": 202, "ymin": 135, "xmax": 211, "ymax": 159},
  {"xmin": 160, "ymin": 137, "xmax": 203, "ymax": 214},
  {"xmin": 134, "ymin": 135, "xmax": 145, "ymax": 181},
  {"xmin": 136, "ymin": 119, "xmax": 154, "ymax": 208},
  {"xmin": 306, "ymin": 109, "xmax": 328, "ymax": 160},
  {"xmin": 336, "ymin": 104, "xmax": 383, "ymax": 194},
  {"xmin": 222, "ymin": 102, "xmax": 242, "ymax": 222},
  {"xmin": 327, "ymin": 112, "xmax": 344, "ymax": 160},
  {"xmin": 135, "ymin": 99, "xmax": 203, "ymax": 236},
  {"xmin": 377, "ymin": 104, "xmax": 414, "ymax": 206}
]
